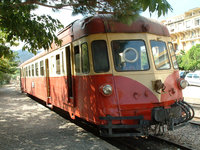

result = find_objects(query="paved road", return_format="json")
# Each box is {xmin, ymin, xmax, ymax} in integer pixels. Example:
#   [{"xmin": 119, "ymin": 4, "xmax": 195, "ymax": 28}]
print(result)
[
  {"xmin": 0, "ymin": 84, "xmax": 117, "ymax": 150},
  {"xmin": 183, "ymin": 85, "xmax": 200, "ymax": 104}
]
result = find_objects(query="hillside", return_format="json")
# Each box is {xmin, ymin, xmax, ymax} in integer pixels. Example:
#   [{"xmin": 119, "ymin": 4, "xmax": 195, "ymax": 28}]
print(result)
[{"xmin": 14, "ymin": 50, "xmax": 42, "ymax": 64}]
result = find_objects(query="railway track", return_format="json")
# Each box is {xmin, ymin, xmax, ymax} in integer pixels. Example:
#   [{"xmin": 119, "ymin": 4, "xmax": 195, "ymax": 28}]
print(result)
[
  {"xmin": 52, "ymin": 106, "xmax": 192, "ymax": 150},
  {"xmin": 190, "ymin": 116, "xmax": 200, "ymax": 126},
  {"xmin": 30, "ymin": 96, "xmax": 194, "ymax": 150}
]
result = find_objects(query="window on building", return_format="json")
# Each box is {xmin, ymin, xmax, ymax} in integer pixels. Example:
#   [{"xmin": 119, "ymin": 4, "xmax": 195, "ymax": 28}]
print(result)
[
  {"xmin": 195, "ymin": 18, "xmax": 200, "ymax": 26},
  {"xmin": 40, "ymin": 60, "xmax": 44, "ymax": 76},
  {"xmin": 35, "ymin": 63, "xmax": 38, "ymax": 76},
  {"xmin": 74, "ymin": 45, "xmax": 80, "ymax": 73},
  {"xmin": 150, "ymin": 41, "xmax": 171, "ymax": 70},
  {"xmin": 56, "ymin": 54, "xmax": 61, "ymax": 74},
  {"xmin": 186, "ymin": 20, "xmax": 191, "ymax": 28},
  {"xmin": 91, "ymin": 40, "xmax": 109, "ymax": 73},
  {"xmin": 81, "ymin": 43, "xmax": 90, "ymax": 74}
]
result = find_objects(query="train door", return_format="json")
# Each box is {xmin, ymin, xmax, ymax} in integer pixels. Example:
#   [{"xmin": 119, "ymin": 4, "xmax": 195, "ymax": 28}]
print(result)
[
  {"xmin": 45, "ymin": 59, "xmax": 51, "ymax": 105},
  {"xmin": 65, "ymin": 46, "xmax": 75, "ymax": 107}
]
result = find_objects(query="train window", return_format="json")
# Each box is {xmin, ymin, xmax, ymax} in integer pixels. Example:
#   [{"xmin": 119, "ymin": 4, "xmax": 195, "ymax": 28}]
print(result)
[
  {"xmin": 56, "ymin": 54, "xmax": 61, "ymax": 74},
  {"xmin": 74, "ymin": 45, "xmax": 80, "ymax": 73},
  {"xmin": 40, "ymin": 60, "xmax": 44, "ymax": 76},
  {"xmin": 91, "ymin": 40, "xmax": 109, "ymax": 73},
  {"xmin": 150, "ymin": 41, "xmax": 171, "ymax": 70},
  {"xmin": 50, "ymin": 56, "xmax": 54, "ymax": 75},
  {"xmin": 168, "ymin": 42, "xmax": 178, "ymax": 69},
  {"xmin": 32, "ymin": 64, "xmax": 34, "ymax": 76},
  {"xmin": 28, "ymin": 66, "xmax": 31, "ymax": 77},
  {"xmin": 81, "ymin": 43, "xmax": 90, "ymax": 74},
  {"xmin": 23, "ymin": 68, "xmax": 26, "ymax": 77},
  {"xmin": 35, "ymin": 63, "xmax": 39, "ymax": 76},
  {"xmin": 26, "ymin": 67, "xmax": 27, "ymax": 77},
  {"xmin": 61, "ymin": 51, "xmax": 65, "ymax": 74},
  {"xmin": 112, "ymin": 40, "xmax": 149, "ymax": 71}
]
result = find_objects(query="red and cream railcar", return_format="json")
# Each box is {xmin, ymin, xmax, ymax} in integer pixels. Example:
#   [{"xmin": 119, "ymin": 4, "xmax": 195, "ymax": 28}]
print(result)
[{"xmin": 20, "ymin": 15, "xmax": 194, "ymax": 137}]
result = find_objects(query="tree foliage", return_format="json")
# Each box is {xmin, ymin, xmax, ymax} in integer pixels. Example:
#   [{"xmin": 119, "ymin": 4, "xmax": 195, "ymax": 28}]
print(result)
[
  {"xmin": 178, "ymin": 44, "xmax": 200, "ymax": 71},
  {"xmin": 0, "ymin": 0, "xmax": 172, "ymax": 56},
  {"xmin": 0, "ymin": 52, "xmax": 19, "ymax": 85}
]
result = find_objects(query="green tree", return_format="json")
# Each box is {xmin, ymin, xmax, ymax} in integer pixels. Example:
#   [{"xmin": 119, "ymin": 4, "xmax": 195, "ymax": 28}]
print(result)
[
  {"xmin": 180, "ymin": 44, "xmax": 200, "ymax": 71},
  {"xmin": 0, "ymin": 0, "xmax": 172, "ymax": 56},
  {"xmin": 0, "ymin": 52, "xmax": 19, "ymax": 85}
]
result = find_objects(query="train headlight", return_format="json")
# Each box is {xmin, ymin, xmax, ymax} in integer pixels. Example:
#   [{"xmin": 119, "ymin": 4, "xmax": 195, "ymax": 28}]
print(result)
[
  {"xmin": 100, "ymin": 84, "xmax": 113, "ymax": 96},
  {"xmin": 178, "ymin": 79, "xmax": 187, "ymax": 89},
  {"xmin": 180, "ymin": 80, "xmax": 187, "ymax": 89}
]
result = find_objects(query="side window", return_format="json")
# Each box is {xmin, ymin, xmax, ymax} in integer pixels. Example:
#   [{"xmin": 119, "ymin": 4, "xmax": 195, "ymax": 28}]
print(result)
[
  {"xmin": 187, "ymin": 74, "xmax": 193, "ymax": 78},
  {"xmin": 26, "ymin": 67, "xmax": 28, "ymax": 77},
  {"xmin": 40, "ymin": 60, "xmax": 44, "ymax": 76},
  {"xmin": 32, "ymin": 64, "xmax": 34, "ymax": 76},
  {"xmin": 28, "ymin": 66, "xmax": 31, "ymax": 77},
  {"xmin": 35, "ymin": 63, "xmax": 38, "ymax": 76},
  {"xmin": 62, "ymin": 51, "xmax": 65, "ymax": 74},
  {"xmin": 74, "ymin": 45, "xmax": 80, "ymax": 73},
  {"xmin": 50, "ymin": 56, "xmax": 54, "ymax": 75},
  {"xmin": 56, "ymin": 54, "xmax": 61, "ymax": 74},
  {"xmin": 150, "ymin": 40, "xmax": 171, "ymax": 70},
  {"xmin": 168, "ymin": 42, "xmax": 178, "ymax": 69},
  {"xmin": 193, "ymin": 74, "xmax": 200, "ymax": 79},
  {"xmin": 81, "ymin": 43, "xmax": 90, "ymax": 74},
  {"xmin": 91, "ymin": 40, "xmax": 110, "ymax": 73},
  {"xmin": 24, "ymin": 68, "xmax": 26, "ymax": 77}
]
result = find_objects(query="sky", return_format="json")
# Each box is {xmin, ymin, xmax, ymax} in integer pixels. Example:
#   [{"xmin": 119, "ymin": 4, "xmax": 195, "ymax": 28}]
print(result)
[
  {"xmin": 142, "ymin": 0, "xmax": 200, "ymax": 20},
  {"xmin": 11, "ymin": 0, "xmax": 200, "ymax": 50}
]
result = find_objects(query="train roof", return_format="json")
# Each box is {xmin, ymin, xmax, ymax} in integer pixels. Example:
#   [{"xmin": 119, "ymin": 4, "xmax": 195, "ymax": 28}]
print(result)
[
  {"xmin": 20, "ymin": 15, "xmax": 170, "ymax": 67},
  {"xmin": 58, "ymin": 14, "xmax": 170, "ymax": 39}
]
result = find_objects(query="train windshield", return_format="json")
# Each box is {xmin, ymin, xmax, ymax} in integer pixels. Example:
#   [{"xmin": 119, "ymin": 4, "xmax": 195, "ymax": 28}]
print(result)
[
  {"xmin": 168, "ymin": 42, "xmax": 178, "ymax": 69},
  {"xmin": 111, "ymin": 40, "xmax": 149, "ymax": 71},
  {"xmin": 150, "ymin": 41, "xmax": 171, "ymax": 70}
]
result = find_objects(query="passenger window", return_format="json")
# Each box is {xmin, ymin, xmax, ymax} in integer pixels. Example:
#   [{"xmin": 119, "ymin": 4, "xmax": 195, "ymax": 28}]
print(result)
[
  {"xmin": 81, "ymin": 43, "xmax": 90, "ymax": 74},
  {"xmin": 168, "ymin": 42, "xmax": 178, "ymax": 69},
  {"xmin": 74, "ymin": 45, "xmax": 80, "ymax": 73},
  {"xmin": 112, "ymin": 40, "xmax": 149, "ymax": 71},
  {"xmin": 150, "ymin": 40, "xmax": 171, "ymax": 70},
  {"xmin": 50, "ymin": 56, "xmax": 54, "ymax": 75},
  {"xmin": 56, "ymin": 54, "xmax": 61, "ymax": 74},
  {"xmin": 26, "ymin": 67, "xmax": 28, "ymax": 77},
  {"xmin": 40, "ymin": 60, "xmax": 44, "ymax": 76},
  {"xmin": 28, "ymin": 66, "xmax": 31, "ymax": 77},
  {"xmin": 32, "ymin": 64, "xmax": 34, "ymax": 76},
  {"xmin": 62, "ymin": 51, "xmax": 65, "ymax": 74},
  {"xmin": 91, "ymin": 40, "xmax": 109, "ymax": 73},
  {"xmin": 35, "ymin": 63, "xmax": 38, "ymax": 76},
  {"xmin": 24, "ymin": 68, "xmax": 26, "ymax": 77}
]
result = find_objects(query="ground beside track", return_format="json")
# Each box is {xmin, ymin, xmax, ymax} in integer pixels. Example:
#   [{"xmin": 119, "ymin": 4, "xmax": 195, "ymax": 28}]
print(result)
[
  {"xmin": 1, "ymin": 83, "xmax": 200, "ymax": 150},
  {"xmin": 0, "ymin": 84, "xmax": 117, "ymax": 150}
]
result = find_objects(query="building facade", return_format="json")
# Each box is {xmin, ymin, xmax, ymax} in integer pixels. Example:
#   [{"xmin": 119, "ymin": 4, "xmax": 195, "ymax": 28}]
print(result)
[{"xmin": 162, "ymin": 7, "xmax": 200, "ymax": 53}]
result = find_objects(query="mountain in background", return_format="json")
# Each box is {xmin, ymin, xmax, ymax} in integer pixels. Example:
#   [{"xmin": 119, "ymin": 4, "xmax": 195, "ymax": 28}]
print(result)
[{"xmin": 13, "ymin": 50, "xmax": 42, "ymax": 65}]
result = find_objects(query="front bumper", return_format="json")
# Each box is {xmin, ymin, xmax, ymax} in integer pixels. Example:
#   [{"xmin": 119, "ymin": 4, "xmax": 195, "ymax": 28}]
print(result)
[{"xmin": 99, "ymin": 101, "xmax": 194, "ymax": 137}]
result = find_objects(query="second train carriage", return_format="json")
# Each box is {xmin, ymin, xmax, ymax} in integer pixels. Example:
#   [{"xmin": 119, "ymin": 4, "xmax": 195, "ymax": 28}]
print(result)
[{"xmin": 20, "ymin": 15, "xmax": 194, "ymax": 137}]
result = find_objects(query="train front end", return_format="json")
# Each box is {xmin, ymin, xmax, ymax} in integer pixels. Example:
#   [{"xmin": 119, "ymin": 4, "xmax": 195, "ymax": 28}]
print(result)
[{"xmin": 97, "ymin": 17, "xmax": 194, "ymax": 137}]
